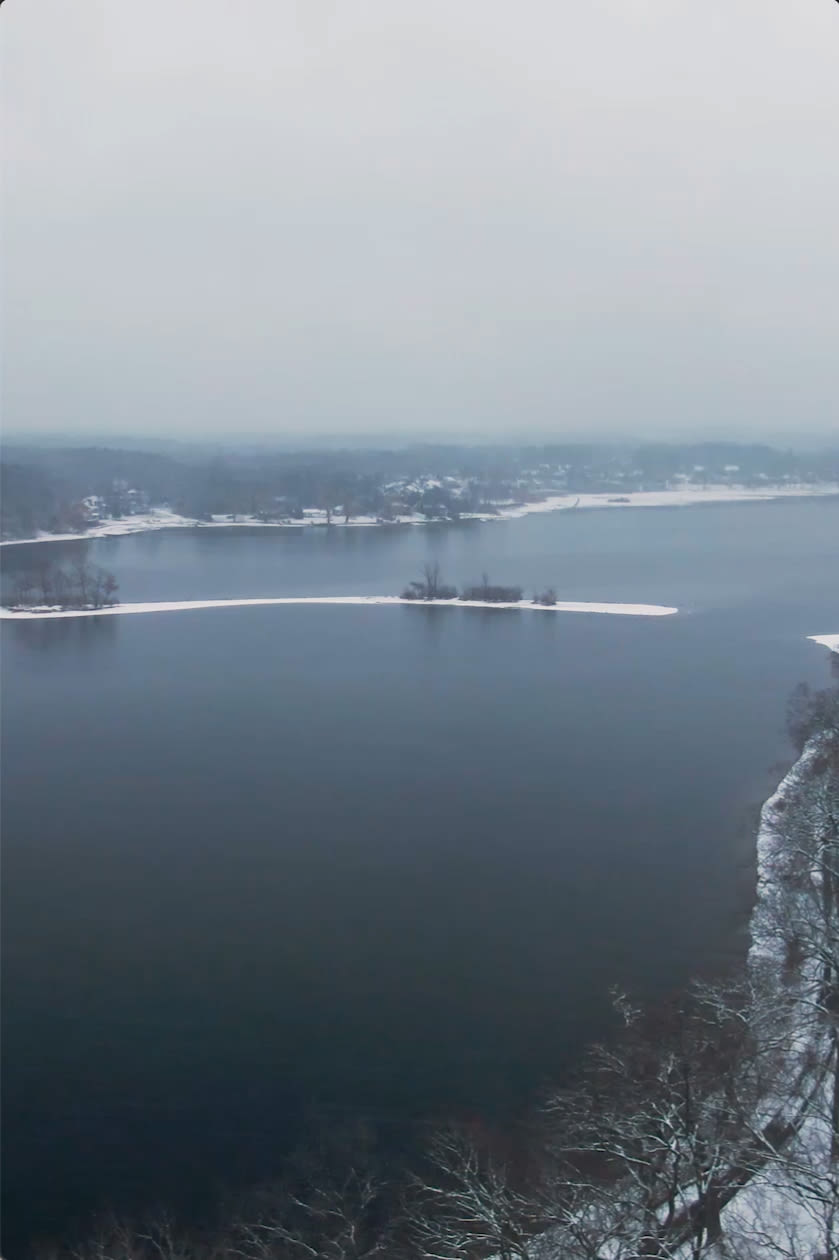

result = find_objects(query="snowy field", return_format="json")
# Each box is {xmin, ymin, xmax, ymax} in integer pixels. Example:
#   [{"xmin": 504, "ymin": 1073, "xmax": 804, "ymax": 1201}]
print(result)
[
  {"xmin": 0, "ymin": 595, "xmax": 679, "ymax": 621},
  {"xmin": 2, "ymin": 483, "xmax": 837, "ymax": 547}
]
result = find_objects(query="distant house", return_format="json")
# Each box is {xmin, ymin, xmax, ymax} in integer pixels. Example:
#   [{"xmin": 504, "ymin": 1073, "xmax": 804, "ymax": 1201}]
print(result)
[{"xmin": 81, "ymin": 495, "xmax": 105, "ymax": 522}]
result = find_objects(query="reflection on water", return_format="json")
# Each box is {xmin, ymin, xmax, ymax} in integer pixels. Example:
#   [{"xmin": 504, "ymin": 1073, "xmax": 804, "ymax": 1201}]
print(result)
[{"xmin": 8, "ymin": 615, "xmax": 118, "ymax": 653}]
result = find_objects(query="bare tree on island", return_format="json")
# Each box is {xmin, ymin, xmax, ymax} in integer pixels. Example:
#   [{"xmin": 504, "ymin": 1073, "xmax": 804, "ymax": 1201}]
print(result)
[
  {"xmin": 424, "ymin": 562, "xmax": 442, "ymax": 599},
  {"xmin": 461, "ymin": 573, "xmax": 523, "ymax": 603},
  {"xmin": 399, "ymin": 567, "xmax": 555, "ymax": 605},
  {"xmin": 70, "ymin": 554, "xmax": 91, "ymax": 607},
  {"xmin": 9, "ymin": 569, "xmax": 36, "ymax": 609},
  {"xmin": 3, "ymin": 559, "xmax": 119, "ymax": 611},
  {"xmin": 401, "ymin": 563, "xmax": 458, "ymax": 601}
]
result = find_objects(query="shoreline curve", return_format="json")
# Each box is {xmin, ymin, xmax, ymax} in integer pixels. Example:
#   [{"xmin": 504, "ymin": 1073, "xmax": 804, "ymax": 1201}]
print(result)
[{"xmin": 2, "ymin": 485, "xmax": 838, "ymax": 548}]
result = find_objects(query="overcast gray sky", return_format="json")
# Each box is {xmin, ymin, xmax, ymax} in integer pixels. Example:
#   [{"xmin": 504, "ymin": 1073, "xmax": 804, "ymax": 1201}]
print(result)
[{"xmin": 3, "ymin": 1, "xmax": 837, "ymax": 443}]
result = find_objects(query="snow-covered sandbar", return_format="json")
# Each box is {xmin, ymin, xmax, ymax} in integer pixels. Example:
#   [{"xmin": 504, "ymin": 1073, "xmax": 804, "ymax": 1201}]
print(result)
[
  {"xmin": 0, "ymin": 596, "xmax": 678, "ymax": 621},
  {"xmin": 809, "ymin": 633, "xmax": 839, "ymax": 653}
]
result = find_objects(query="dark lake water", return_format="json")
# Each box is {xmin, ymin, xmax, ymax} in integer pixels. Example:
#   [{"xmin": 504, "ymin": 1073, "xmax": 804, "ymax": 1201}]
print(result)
[{"xmin": 2, "ymin": 497, "xmax": 838, "ymax": 1252}]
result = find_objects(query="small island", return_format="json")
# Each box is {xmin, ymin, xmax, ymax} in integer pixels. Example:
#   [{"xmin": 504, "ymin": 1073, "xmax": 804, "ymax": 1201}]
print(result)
[
  {"xmin": 2, "ymin": 559, "xmax": 119, "ymax": 612},
  {"xmin": 401, "ymin": 564, "xmax": 557, "ymax": 606}
]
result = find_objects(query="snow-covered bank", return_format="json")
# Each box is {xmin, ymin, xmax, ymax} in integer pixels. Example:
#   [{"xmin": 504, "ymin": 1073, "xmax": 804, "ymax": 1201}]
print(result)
[
  {"xmin": 749, "ymin": 743, "xmax": 819, "ymax": 969},
  {"xmin": 485, "ymin": 482, "xmax": 839, "ymax": 521},
  {"xmin": 708, "ymin": 733, "xmax": 839, "ymax": 1260},
  {"xmin": 809, "ymin": 633, "xmax": 839, "ymax": 653},
  {"xmin": 2, "ymin": 483, "xmax": 837, "ymax": 547},
  {"xmin": 0, "ymin": 508, "xmax": 199, "ymax": 545},
  {"xmin": 0, "ymin": 595, "xmax": 679, "ymax": 621},
  {"xmin": 0, "ymin": 508, "xmax": 450, "ymax": 546}
]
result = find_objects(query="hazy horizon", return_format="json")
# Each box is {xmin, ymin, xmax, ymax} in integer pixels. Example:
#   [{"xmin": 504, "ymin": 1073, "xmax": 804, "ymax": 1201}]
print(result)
[
  {"xmin": 3, "ymin": 1, "xmax": 838, "ymax": 442},
  {"xmin": 4, "ymin": 424, "xmax": 839, "ymax": 454}
]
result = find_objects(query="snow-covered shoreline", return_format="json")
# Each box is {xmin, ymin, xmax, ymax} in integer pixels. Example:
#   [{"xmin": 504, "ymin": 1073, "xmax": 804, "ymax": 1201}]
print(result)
[
  {"xmin": 2, "ymin": 483, "xmax": 837, "ymax": 547},
  {"xmin": 720, "ymin": 726, "xmax": 838, "ymax": 1260},
  {"xmin": 0, "ymin": 595, "xmax": 679, "ymax": 621},
  {"xmin": 487, "ymin": 482, "xmax": 839, "ymax": 521},
  {"xmin": 749, "ymin": 746, "xmax": 816, "ymax": 969}
]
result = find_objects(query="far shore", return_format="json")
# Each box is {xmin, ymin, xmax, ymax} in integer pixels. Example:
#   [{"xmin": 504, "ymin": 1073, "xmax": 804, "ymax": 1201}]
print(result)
[
  {"xmin": 0, "ymin": 595, "xmax": 679, "ymax": 621},
  {"xmin": 2, "ymin": 483, "xmax": 838, "ymax": 547}
]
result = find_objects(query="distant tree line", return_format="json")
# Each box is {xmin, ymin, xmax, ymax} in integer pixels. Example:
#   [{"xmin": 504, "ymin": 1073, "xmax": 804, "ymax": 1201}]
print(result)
[
  {"xmin": 3, "ymin": 439, "xmax": 838, "ymax": 539},
  {"xmin": 401, "ymin": 566, "xmax": 555, "ymax": 605},
  {"xmin": 3, "ymin": 559, "xmax": 119, "ymax": 610}
]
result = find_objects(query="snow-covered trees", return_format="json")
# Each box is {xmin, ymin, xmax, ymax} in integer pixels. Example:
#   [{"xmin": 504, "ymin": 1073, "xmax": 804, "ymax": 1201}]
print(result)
[
  {"xmin": 226, "ymin": 1121, "xmax": 399, "ymax": 1260},
  {"xmin": 230, "ymin": 1167, "xmax": 393, "ymax": 1260},
  {"xmin": 537, "ymin": 977, "xmax": 797, "ymax": 1259},
  {"xmin": 757, "ymin": 733, "xmax": 839, "ymax": 1121},
  {"xmin": 407, "ymin": 1128, "xmax": 542, "ymax": 1260}
]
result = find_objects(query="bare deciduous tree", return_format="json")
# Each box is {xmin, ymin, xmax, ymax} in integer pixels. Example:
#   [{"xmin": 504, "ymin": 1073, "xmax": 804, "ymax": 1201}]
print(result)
[
  {"xmin": 230, "ymin": 1120, "xmax": 399, "ymax": 1260},
  {"xmin": 232, "ymin": 1168, "xmax": 393, "ymax": 1260},
  {"xmin": 56, "ymin": 1213, "xmax": 195, "ymax": 1260},
  {"xmin": 407, "ymin": 1127, "xmax": 542, "ymax": 1260},
  {"xmin": 541, "ymin": 976, "xmax": 809, "ymax": 1260},
  {"xmin": 3, "ymin": 559, "xmax": 119, "ymax": 610},
  {"xmin": 401, "ymin": 564, "xmax": 457, "ymax": 600},
  {"xmin": 423, "ymin": 563, "xmax": 442, "ymax": 599}
]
